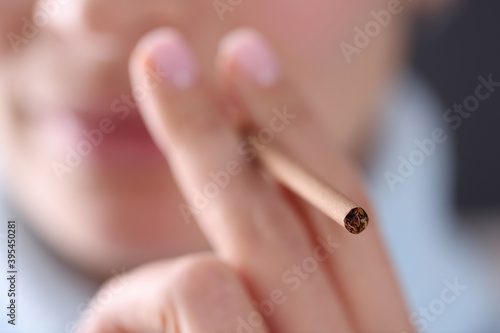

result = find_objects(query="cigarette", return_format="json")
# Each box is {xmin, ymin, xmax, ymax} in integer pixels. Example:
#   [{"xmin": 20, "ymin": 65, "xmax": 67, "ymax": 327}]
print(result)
[{"xmin": 253, "ymin": 144, "xmax": 369, "ymax": 234}]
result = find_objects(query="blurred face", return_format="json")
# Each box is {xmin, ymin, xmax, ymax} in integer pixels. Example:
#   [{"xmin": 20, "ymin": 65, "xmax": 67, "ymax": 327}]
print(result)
[{"xmin": 0, "ymin": 0, "xmax": 411, "ymax": 275}]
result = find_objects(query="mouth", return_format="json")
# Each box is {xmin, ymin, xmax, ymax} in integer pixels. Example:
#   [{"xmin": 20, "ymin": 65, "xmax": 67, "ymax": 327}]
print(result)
[{"xmin": 35, "ymin": 101, "xmax": 167, "ymax": 172}]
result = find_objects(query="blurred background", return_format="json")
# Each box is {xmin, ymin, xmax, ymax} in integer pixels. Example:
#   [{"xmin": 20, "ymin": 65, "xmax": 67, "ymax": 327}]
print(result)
[{"xmin": 412, "ymin": 0, "xmax": 500, "ymax": 220}]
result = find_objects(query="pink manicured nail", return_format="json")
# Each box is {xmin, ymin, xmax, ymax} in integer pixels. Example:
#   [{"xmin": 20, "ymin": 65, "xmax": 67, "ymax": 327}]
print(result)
[
  {"xmin": 149, "ymin": 28, "xmax": 198, "ymax": 89},
  {"xmin": 219, "ymin": 28, "xmax": 280, "ymax": 87}
]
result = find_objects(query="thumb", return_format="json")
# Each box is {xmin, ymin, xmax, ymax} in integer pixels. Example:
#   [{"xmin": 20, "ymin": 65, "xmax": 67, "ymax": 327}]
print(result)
[{"xmin": 78, "ymin": 254, "xmax": 268, "ymax": 333}]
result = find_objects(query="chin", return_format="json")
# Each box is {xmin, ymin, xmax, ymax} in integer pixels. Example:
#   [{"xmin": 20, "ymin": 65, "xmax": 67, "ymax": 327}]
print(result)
[{"xmin": 8, "ymin": 157, "xmax": 210, "ymax": 277}]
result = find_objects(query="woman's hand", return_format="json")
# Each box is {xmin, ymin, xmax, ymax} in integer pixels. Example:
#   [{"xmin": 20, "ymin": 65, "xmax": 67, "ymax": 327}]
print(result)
[{"xmin": 79, "ymin": 28, "xmax": 414, "ymax": 333}]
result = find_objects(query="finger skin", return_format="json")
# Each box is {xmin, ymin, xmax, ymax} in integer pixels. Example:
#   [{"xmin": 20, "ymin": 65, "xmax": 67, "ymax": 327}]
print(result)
[
  {"xmin": 218, "ymin": 28, "xmax": 415, "ymax": 333},
  {"xmin": 130, "ymin": 28, "xmax": 354, "ymax": 332},
  {"xmin": 78, "ymin": 254, "xmax": 269, "ymax": 333}
]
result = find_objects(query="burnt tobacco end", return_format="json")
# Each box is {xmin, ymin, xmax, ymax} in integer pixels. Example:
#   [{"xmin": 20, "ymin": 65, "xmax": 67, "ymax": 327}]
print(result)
[{"xmin": 344, "ymin": 207, "xmax": 369, "ymax": 234}]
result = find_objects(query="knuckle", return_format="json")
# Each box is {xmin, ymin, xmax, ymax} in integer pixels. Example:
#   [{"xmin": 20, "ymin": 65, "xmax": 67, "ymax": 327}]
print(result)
[
  {"xmin": 170, "ymin": 254, "xmax": 240, "ymax": 306},
  {"xmin": 162, "ymin": 254, "xmax": 251, "ymax": 331},
  {"xmin": 174, "ymin": 255, "xmax": 236, "ymax": 299},
  {"xmin": 165, "ymin": 103, "xmax": 227, "ymax": 146}
]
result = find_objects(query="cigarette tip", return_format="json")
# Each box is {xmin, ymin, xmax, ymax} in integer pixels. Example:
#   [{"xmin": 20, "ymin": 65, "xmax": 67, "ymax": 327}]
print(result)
[{"xmin": 344, "ymin": 207, "xmax": 369, "ymax": 235}]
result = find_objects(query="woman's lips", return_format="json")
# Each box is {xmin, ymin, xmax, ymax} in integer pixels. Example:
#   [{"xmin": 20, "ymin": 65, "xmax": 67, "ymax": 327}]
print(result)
[
  {"xmin": 40, "ymin": 110, "xmax": 167, "ymax": 170},
  {"xmin": 89, "ymin": 116, "xmax": 166, "ymax": 167}
]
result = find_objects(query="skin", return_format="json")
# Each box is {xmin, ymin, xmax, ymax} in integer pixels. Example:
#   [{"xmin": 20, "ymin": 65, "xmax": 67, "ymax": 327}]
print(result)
[{"xmin": 0, "ymin": 0, "xmax": 446, "ymax": 331}]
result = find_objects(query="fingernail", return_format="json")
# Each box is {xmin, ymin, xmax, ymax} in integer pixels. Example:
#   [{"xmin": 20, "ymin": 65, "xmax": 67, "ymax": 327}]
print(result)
[
  {"xmin": 219, "ymin": 28, "xmax": 280, "ymax": 87},
  {"xmin": 149, "ymin": 28, "xmax": 198, "ymax": 89}
]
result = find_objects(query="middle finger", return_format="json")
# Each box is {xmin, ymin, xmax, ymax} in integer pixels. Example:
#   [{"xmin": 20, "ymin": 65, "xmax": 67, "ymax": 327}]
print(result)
[{"xmin": 217, "ymin": 28, "xmax": 413, "ymax": 332}]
